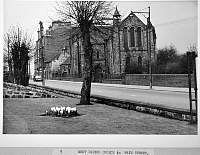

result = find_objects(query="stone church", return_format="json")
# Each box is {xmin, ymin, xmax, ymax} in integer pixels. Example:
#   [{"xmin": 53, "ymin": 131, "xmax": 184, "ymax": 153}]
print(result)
[{"xmin": 34, "ymin": 7, "xmax": 156, "ymax": 80}]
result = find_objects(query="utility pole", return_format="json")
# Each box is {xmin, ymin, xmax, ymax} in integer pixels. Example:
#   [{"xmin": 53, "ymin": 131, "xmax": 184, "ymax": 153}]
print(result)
[
  {"xmin": 39, "ymin": 21, "xmax": 45, "ymax": 86},
  {"xmin": 133, "ymin": 6, "xmax": 154, "ymax": 89},
  {"xmin": 148, "ymin": 6, "xmax": 153, "ymax": 89}
]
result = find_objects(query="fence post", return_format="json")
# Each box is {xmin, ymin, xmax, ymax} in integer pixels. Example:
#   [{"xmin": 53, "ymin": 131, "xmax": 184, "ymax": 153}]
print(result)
[
  {"xmin": 187, "ymin": 52, "xmax": 193, "ymax": 123},
  {"xmin": 192, "ymin": 52, "xmax": 198, "ymax": 122}
]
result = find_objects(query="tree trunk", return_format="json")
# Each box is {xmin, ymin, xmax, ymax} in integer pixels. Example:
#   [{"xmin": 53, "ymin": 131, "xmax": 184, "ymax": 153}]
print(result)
[
  {"xmin": 8, "ymin": 58, "xmax": 14, "ymax": 83},
  {"xmin": 79, "ymin": 24, "xmax": 93, "ymax": 105},
  {"xmin": 12, "ymin": 44, "xmax": 20, "ymax": 84},
  {"xmin": 77, "ymin": 37, "xmax": 82, "ymax": 78},
  {"xmin": 20, "ymin": 46, "xmax": 29, "ymax": 86}
]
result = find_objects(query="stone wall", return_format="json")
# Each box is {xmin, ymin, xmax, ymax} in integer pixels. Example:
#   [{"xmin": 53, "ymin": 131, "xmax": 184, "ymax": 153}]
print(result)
[
  {"xmin": 3, "ymin": 82, "xmax": 58, "ymax": 98},
  {"xmin": 124, "ymin": 74, "xmax": 194, "ymax": 88}
]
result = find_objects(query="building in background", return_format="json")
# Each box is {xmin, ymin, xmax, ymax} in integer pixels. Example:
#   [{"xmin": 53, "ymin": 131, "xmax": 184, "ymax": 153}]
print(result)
[
  {"xmin": 34, "ymin": 20, "xmax": 71, "ymax": 79},
  {"xmin": 34, "ymin": 7, "xmax": 156, "ymax": 81}
]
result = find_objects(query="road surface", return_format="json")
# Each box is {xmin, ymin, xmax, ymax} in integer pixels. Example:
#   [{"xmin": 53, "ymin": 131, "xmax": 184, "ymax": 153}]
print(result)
[{"xmin": 29, "ymin": 80, "xmax": 195, "ymax": 110}]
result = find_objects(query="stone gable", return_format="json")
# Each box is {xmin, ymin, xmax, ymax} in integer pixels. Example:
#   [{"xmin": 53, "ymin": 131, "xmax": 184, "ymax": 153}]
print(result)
[{"xmin": 121, "ymin": 12, "xmax": 146, "ymax": 28}]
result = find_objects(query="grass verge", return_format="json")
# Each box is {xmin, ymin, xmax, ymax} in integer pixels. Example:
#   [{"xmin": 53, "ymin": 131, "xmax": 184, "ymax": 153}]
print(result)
[{"xmin": 3, "ymin": 97, "xmax": 197, "ymax": 134}]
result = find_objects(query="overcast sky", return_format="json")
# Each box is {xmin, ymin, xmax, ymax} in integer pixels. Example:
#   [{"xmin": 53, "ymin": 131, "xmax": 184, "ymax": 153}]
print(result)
[{"xmin": 3, "ymin": 0, "xmax": 198, "ymax": 54}]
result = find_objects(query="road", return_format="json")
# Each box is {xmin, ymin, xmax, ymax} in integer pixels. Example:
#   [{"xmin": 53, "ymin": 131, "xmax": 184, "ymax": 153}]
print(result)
[{"xmin": 29, "ymin": 80, "xmax": 195, "ymax": 110}]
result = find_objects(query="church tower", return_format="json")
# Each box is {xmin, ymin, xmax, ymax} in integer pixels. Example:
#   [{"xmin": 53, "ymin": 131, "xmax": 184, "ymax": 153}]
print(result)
[
  {"xmin": 112, "ymin": 6, "xmax": 123, "ymax": 74},
  {"xmin": 113, "ymin": 6, "xmax": 121, "ymax": 25}
]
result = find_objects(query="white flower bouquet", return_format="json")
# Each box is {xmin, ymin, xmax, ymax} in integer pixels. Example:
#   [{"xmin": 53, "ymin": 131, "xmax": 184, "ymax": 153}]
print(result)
[{"xmin": 45, "ymin": 106, "xmax": 78, "ymax": 117}]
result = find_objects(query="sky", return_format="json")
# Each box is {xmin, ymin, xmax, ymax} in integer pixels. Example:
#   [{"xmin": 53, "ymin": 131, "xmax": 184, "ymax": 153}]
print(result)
[{"xmin": 3, "ymin": 0, "xmax": 198, "ymax": 54}]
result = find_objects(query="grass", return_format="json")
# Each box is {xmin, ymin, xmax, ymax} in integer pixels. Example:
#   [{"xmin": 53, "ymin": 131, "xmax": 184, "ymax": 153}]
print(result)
[{"xmin": 3, "ymin": 97, "xmax": 197, "ymax": 134}]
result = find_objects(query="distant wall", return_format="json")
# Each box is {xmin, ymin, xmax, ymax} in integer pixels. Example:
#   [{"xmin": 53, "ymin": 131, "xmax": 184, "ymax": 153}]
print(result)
[
  {"xmin": 124, "ymin": 74, "xmax": 194, "ymax": 88},
  {"xmin": 47, "ymin": 73, "xmax": 195, "ymax": 88}
]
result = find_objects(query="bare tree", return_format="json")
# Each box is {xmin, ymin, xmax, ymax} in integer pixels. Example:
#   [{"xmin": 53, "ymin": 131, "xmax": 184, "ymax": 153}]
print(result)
[
  {"xmin": 187, "ymin": 44, "xmax": 197, "ymax": 54},
  {"xmin": 4, "ymin": 26, "xmax": 33, "ymax": 85},
  {"xmin": 56, "ymin": 1, "xmax": 112, "ymax": 105}
]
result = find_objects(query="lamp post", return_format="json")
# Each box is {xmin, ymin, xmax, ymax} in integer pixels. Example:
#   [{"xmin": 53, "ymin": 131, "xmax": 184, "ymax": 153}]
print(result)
[
  {"xmin": 39, "ymin": 21, "xmax": 45, "ymax": 86},
  {"xmin": 147, "ymin": 8, "xmax": 153, "ymax": 89},
  {"xmin": 146, "ymin": 7, "xmax": 153, "ymax": 89},
  {"xmin": 133, "ymin": 6, "xmax": 153, "ymax": 89}
]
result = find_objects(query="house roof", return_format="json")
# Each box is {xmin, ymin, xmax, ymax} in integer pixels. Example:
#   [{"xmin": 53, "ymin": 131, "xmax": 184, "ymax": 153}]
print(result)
[
  {"xmin": 60, "ymin": 57, "xmax": 71, "ymax": 65},
  {"xmin": 44, "ymin": 51, "xmax": 60, "ymax": 63},
  {"xmin": 52, "ymin": 20, "xmax": 67, "ymax": 24}
]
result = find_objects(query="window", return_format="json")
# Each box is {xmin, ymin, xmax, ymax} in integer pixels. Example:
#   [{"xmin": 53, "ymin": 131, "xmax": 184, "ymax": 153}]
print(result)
[
  {"xmin": 63, "ymin": 47, "xmax": 67, "ymax": 56},
  {"xmin": 138, "ymin": 56, "xmax": 142, "ymax": 73},
  {"xmin": 130, "ymin": 27, "xmax": 135, "ymax": 47},
  {"xmin": 137, "ymin": 27, "xmax": 142, "ymax": 47},
  {"xmin": 97, "ymin": 50, "xmax": 99, "ymax": 59},
  {"xmin": 138, "ymin": 56, "xmax": 142, "ymax": 67},
  {"xmin": 123, "ymin": 27, "xmax": 128, "ymax": 48}
]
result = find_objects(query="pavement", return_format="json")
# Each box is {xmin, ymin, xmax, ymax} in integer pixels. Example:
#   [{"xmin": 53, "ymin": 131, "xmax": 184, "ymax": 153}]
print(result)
[
  {"xmin": 90, "ymin": 81, "xmax": 192, "ymax": 93},
  {"xmin": 41, "ymin": 79, "xmax": 194, "ymax": 93},
  {"xmin": 29, "ymin": 80, "xmax": 196, "ymax": 111}
]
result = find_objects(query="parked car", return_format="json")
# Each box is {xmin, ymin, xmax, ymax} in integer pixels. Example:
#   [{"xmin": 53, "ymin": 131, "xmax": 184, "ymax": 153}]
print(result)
[{"xmin": 33, "ymin": 75, "xmax": 42, "ymax": 82}]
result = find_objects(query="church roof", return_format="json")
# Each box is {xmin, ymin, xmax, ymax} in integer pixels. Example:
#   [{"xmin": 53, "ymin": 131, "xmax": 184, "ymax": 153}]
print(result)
[
  {"xmin": 120, "ymin": 11, "xmax": 146, "ymax": 27},
  {"xmin": 52, "ymin": 20, "xmax": 65, "ymax": 24},
  {"xmin": 60, "ymin": 57, "xmax": 71, "ymax": 65},
  {"xmin": 44, "ymin": 52, "xmax": 60, "ymax": 63},
  {"xmin": 113, "ymin": 6, "xmax": 121, "ymax": 17}
]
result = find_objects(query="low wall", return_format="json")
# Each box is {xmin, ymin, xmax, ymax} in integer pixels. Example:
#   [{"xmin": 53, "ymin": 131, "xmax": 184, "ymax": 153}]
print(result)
[
  {"xmin": 103, "ymin": 79, "xmax": 123, "ymax": 84},
  {"xmin": 49, "ymin": 74, "xmax": 194, "ymax": 88},
  {"xmin": 124, "ymin": 74, "xmax": 194, "ymax": 88},
  {"xmin": 51, "ymin": 75, "xmax": 83, "ymax": 82},
  {"xmin": 3, "ymin": 82, "xmax": 58, "ymax": 98}
]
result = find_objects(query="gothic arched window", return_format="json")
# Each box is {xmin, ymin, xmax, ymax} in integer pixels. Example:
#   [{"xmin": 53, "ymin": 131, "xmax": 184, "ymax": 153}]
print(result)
[
  {"xmin": 123, "ymin": 27, "xmax": 128, "ymax": 48},
  {"xmin": 130, "ymin": 27, "xmax": 135, "ymax": 47},
  {"xmin": 137, "ymin": 27, "xmax": 142, "ymax": 47},
  {"xmin": 138, "ymin": 56, "xmax": 142, "ymax": 73},
  {"xmin": 138, "ymin": 56, "xmax": 142, "ymax": 67}
]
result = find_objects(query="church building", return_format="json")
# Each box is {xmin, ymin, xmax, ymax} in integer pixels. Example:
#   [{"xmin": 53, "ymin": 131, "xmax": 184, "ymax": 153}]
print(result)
[{"xmin": 34, "ymin": 7, "xmax": 156, "ymax": 80}]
